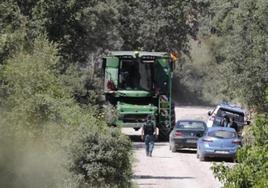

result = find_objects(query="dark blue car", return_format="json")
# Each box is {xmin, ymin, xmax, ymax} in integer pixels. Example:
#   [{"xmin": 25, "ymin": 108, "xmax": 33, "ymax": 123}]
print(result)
[
  {"xmin": 169, "ymin": 120, "xmax": 207, "ymax": 152},
  {"xmin": 197, "ymin": 127, "xmax": 241, "ymax": 162}
]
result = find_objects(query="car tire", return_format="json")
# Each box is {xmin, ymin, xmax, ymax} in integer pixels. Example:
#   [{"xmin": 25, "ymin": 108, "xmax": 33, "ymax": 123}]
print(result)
[
  {"xmin": 171, "ymin": 143, "xmax": 176, "ymax": 153},
  {"xmin": 169, "ymin": 138, "xmax": 172, "ymax": 150},
  {"xmin": 196, "ymin": 147, "xmax": 200, "ymax": 158},
  {"xmin": 232, "ymin": 157, "xmax": 236, "ymax": 163},
  {"xmin": 199, "ymin": 154, "xmax": 206, "ymax": 161}
]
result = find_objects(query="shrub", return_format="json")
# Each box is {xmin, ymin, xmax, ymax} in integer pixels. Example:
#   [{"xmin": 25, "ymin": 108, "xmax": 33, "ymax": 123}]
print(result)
[
  {"xmin": 211, "ymin": 115, "xmax": 268, "ymax": 188},
  {"xmin": 69, "ymin": 127, "xmax": 132, "ymax": 188},
  {"xmin": 0, "ymin": 36, "xmax": 133, "ymax": 188}
]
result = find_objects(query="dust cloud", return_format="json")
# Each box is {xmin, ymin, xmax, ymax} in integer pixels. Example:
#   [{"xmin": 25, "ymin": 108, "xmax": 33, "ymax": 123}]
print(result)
[{"xmin": 0, "ymin": 126, "xmax": 76, "ymax": 188}]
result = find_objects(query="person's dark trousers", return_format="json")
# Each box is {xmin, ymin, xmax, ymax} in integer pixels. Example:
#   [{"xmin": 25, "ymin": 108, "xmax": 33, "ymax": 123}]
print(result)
[{"xmin": 145, "ymin": 135, "xmax": 155, "ymax": 156}]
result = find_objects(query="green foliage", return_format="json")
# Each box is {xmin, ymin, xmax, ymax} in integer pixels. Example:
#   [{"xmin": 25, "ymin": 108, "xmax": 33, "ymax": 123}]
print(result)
[
  {"xmin": 1, "ymin": 0, "xmax": 207, "ymax": 107},
  {"xmin": 211, "ymin": 116, "xmax": 268, "ymax": 188},
  {"xmin": 0, "ymin": 0, "xmax": 217, "ymax": 187},
  {"xmin": 29, "ymin": 0, "xmax": 121, "ymax": 63},
  {"xmin": 194, "ymin": 2, "xmax": 268, "ymax": 186},
  {"xmin": 0, "ymin": 37, "xmax": 132, "ymax": 187},
  {"xmin": 0, "ymin": 37, "xmax": 74, "ymax": 187},
  {"xmin": 4, "ymin": 0, "xmax": 268, "ymax": 187},
  {"xmin": 176, "ymin": 0, "xmax": 268, "ymax": 109},
  {"xmin": 11, "ymin": 0, "xmax": 203, "ymax": 61},
  {"xmin": 117, "ymin": 0, "xmax": 202, "ymax": 53},
  {"xmin": 0, "ymin": 1, "xmax": 27, "ymax": 63},
  {"xmin": 102, "ymin": 103, "xmax": 117, "ymax": 125},
  {"xmin": 0, "ymin": 36, "xmax": 65, "ymax": 125},
  {"xmin": 60, "ymin": 63, "xmax": 104, "ymax": 106},
  {"xmin": 70, "ymin": 127, "xmax": 132, "ymax": 188},
  {"xmin": 199, "ymin": 0, "xmax": 268, "ymax": 111}
]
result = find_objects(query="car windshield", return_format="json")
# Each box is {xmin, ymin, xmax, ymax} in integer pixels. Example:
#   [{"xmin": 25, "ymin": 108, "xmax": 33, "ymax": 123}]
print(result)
[
  {"xmin": 216, "ymin": 108, "xmax": 244, "ymax": 122},
  {"xmin": 176, "ymin": 121, "xmax": 206, "ymax": 130},
  {"xmin": 208, "ymin": 130, "xmax": 236, "ymax": 139}
]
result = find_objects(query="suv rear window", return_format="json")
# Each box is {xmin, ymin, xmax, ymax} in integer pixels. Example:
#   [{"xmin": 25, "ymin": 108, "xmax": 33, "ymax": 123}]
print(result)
[
  {"xmin": 216, "ymin": 108, "xmax": 244, "ymax": 122},
  {"xmin": 208, "ymin": 130, "xmax": 236, "ymax": 139},
  {"xmin": 176, "ymin": 121, "xmax": 206, "ymax": 130}
]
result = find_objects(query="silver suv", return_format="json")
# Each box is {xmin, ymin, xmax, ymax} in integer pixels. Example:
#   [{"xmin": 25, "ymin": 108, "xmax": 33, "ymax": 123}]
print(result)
[{"xmin": 207, "ymin": 103, "xmax": 249, "ymax": 130}]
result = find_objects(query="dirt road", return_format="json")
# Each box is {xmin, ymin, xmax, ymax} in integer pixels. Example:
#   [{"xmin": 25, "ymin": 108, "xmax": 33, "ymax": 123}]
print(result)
[{"xmin": 122, "ymin": 106, "xmax": 224, "ymax": 188}]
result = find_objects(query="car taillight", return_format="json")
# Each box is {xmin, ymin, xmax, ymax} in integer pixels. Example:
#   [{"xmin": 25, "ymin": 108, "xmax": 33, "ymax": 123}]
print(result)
[
  {"xmin": 175, "ymin": 131, "xmax": 183, "ymax": 136},
  {"xmin": 232, "ymin": 139, "xmax": 241, "ymax": 145},
  {"xmin": 202, "ymin": 138, "xmax": 213, "ymax": 142},
  {"xmin": 107, "ymin": 80, "xmax": 116, "ymax": 90}
]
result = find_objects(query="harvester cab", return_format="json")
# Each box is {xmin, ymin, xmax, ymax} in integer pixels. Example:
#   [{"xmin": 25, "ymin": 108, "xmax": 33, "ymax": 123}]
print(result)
[{"xmin": 102, "ymin": 51, "xmax": 176, "ymax": 139}]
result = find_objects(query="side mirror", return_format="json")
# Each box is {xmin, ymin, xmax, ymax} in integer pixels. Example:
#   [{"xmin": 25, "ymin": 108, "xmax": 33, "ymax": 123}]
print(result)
[
  {"xmin": 246, "ymin": 120, "xmax": 251, "ymax": 125},
  {"xmin": 208, "ymin": 111, "xmax": 212, "ymax": 116}
]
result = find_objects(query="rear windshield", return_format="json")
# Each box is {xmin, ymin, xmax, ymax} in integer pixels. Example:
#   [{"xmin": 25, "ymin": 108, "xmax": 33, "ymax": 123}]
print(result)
[
  {"xmin": 208, "ymin": 130, "xmax": 236, "ymax": 139},
  {"xmin": 216, "ymin": 108, "xmax": 244, "ymax": 122},
  {"xmin": 176, "ymin": 121, "xmax": 206, "ymax": 130}
]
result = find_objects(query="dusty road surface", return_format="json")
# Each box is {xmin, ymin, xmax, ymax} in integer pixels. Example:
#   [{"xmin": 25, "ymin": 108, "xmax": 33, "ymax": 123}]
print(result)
[{"xmin": 122, "ymin": 106, "xmax": 224, "ymax": 188}]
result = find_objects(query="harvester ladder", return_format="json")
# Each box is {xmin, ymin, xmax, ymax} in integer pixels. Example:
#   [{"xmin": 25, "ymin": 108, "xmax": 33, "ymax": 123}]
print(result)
[{"xmin": 159, "ymin": 95, "xmax": 170, "ymax": 127}]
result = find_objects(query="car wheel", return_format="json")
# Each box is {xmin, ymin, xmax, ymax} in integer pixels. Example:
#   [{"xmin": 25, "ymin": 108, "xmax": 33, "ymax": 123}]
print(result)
[
  {"xmin": 169, "ymin": 139, "xmax": 172, "ymax": 150},
  {"xmin": 232, "ymin": 157, "xmax": 237, "ymax": 163},
  {"xmin": 196, "ymin": 147, "xmax": 199, "ymax": 158},
  {"xmin": 199, "ymin": 154, "xmax": 206, "ymax": 161},
  {"xmin": 171, "ymin": 143, "xmax": 176, "ymax": 153}
]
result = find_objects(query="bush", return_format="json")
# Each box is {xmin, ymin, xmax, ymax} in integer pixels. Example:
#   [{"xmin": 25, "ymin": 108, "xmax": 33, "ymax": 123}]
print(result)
[
  {"xmin": 0, "ymin": 36, "xmax": 133, "ymax": 188},
  {"xmin": 70, "ymin": 127, "xmax": 132, "ymax": 188},
  {"xmin": 211, "ymin": 115, "xmax": 268, "ymax": 188}
]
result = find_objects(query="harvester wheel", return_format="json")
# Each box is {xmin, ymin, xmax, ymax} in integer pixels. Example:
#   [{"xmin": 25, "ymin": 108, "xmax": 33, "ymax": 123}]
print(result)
[
  {"xmin": 158, "ymin": 125, "xmax": 169, "ymax": 141},
  {"xmin": 158, "ymin": 104, "xmax": 176, "ymax": 141}
]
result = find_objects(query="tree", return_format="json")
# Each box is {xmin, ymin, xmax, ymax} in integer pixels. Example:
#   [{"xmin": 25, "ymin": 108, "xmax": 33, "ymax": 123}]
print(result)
[
  {"xmin": 29, "ymin": 0, "xmax": 121, "ymax": 64},
  {"xmin": 205, "ymin": 1, "xmax": 268, "ymax": 186},
  {"xmin": 0, "ymin": 36, "xmax": 132, "ymax": 188},
  {"xmin": 199, "ymin": 0, "xmax": 268, "ymax": 111},
  {"xmin": 0, "ymin": 1, "xmax": 27, "ymax": 64},
  {"xmin": 117, "ymin": 0, "xmax": 203, "ymax": 53}
]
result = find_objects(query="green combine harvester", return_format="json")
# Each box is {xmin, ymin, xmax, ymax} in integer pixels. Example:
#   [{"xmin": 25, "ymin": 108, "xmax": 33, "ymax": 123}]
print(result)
[{"xmin": 102, "ymin": 51, "xmax": 176, "ymax": 139}]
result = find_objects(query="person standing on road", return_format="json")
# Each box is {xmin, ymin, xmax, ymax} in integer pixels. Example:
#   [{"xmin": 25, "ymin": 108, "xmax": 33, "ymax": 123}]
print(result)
[
  {"xmin": 221, "ymin": 115, "xmax": 230, "ymax": 127},
  {"xmin": 228, "ymin": 117, "xmax": 239, "ymax": 132},
  {"xmin": 141, "ymin": 115, "xmax": 159, "ymax": 157}
]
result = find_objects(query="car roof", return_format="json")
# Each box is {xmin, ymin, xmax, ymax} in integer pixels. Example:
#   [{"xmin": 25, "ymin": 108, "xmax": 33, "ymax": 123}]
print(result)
[
  {"xmin": 207, "ymin": 126, "xmax": 236, "ymax": 132},
  {"xmin": 217, "ymin": 104, "xmax": 245, "ymax": 114}
]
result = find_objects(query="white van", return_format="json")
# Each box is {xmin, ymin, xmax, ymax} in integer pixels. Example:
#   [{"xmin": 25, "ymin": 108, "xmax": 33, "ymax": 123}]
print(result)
[{"xmin": 207, "ymin": 104, "xmax": 248, "ymax": 129}]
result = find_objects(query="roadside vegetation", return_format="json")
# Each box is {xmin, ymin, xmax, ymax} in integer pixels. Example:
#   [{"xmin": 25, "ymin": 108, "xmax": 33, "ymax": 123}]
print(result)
[
  {"xmin": 0, "ymin": 0, "xmax": 267, "ymax": 187},
  {"xmin": 197, "ymin": 1, "xmax": 268, "ymax": 187},
  {"xmin": 211, "ymin": 114, "xmax": 268, "ymax": 188},
  {"xmin": 0, "ymin": 0, "xmax": 201, "ymax": 187},
  {"xmin": 0, "ymin": 36, "xmax": 132, "ymax": 187},
  {"xmin": 176, "ymin": 1, "xmax": 268, "ymax": 110}
]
